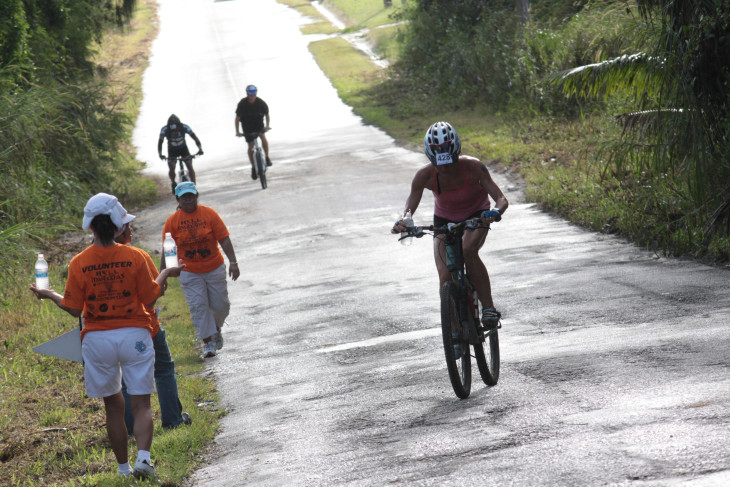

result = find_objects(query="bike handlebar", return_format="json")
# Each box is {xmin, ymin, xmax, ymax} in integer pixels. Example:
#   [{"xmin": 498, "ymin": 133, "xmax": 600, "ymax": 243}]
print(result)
[
  {"xmin": 162, "ymin": 153, "xmax": 201, "ymax": 161},
  {"xmin": 396, "ymin": 209, "xmax": 501, "ymax": 242}
]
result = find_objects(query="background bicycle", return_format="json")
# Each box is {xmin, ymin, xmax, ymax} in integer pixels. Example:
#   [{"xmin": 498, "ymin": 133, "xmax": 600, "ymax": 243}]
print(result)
[
  {"xmin": 239, "ymin": 128, "xmax": 270, "ymax": 190},
  {"xmin": 163, "ymin": 153, "xmax": 199, "ymax": 189},
  {"xmin": 400, "ymin": 211, "xmax": 501, "ymax": 398}
]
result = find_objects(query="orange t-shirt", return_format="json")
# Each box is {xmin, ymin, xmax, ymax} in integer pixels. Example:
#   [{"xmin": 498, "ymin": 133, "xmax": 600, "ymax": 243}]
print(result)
[
  {"xmin": 162, "ymin": 205, "xmax": 229, "ymax": 274},
  {"xmin": 62, "ymin": 244, "xmax": 160, "ymax": 339},
  {"xmin": 131, "ymin": 246, "xmax": 162, "ymax": 337}
]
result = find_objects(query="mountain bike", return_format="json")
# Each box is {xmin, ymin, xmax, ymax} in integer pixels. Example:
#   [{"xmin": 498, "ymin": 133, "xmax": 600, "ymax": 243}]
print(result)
[
  {"xmin": 399, "ymin": 210, "xmax": 501, "ymax": 399},
  {"xmin": 164, "ymin": 153, "xmax": 199, "ymax": 185},
  {"xmin": 240, "ymin": 129, "xmax": 270, "ymax": 190}
]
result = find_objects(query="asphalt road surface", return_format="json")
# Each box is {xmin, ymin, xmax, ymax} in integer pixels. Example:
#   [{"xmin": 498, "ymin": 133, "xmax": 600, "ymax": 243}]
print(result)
[{"xmin": 131, "ymin": 1, "xmax": 730, "ymax": 485}]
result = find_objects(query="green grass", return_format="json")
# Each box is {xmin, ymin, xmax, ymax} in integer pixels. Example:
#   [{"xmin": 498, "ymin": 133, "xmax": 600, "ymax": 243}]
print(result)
[{"xmin": 326, "ymin": 0, "xmax": 407, "ymax": 30}]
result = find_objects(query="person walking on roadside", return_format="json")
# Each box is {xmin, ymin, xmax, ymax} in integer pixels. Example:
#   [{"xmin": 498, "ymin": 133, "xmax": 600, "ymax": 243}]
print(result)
[
  {"xmin": 235, "ymin": 84, "xmax": 272, "ymax": 180},
  {"xmin": 29, "ymin": 193, "xmax": 184, "ymax": 479},
  {"xmin": 114, "ymin": 221, "xmax": 192, "ymax": 433},
  {"xmin": 392, "ymin": 121, "xmax": 508, "ymax": 327},
  {"xmin": 161, "ymin": 181, "xmax": 240, "ymax": 359},
  {"xmin": 159, "ymin": 113, "xmax": 204, "ymax": 194}
]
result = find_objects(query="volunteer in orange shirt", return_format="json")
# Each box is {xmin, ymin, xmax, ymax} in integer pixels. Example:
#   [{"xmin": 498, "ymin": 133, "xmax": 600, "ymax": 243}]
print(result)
[
  {"xmin": 30, "ymin": 193, "xmax": 184, "ymax": 479},
  {"xmin": 161, "ymin": 181, "xmax": 240, "ymax": 359}
]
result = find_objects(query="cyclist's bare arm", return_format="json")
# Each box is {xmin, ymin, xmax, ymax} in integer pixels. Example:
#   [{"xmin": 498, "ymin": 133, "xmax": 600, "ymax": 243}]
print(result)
[
  {"xmin": 235, "ymin": 116, "xmax": 242, "ymax": 136},
  {"xmin": 264, "ymin": 113, "xmax": 271, "ymax": 130},
  {"xmin": 461, "ymin": 156, "xmax": 509, "ymax": 216},
  {"xmin": 157, "ymin": 134, "xmax": 165, "ymax": 159},
  {"xmin": 190, "ymin": 130, "xmax": 203, "ymax": 154},
  {"xmin": 392, "ymin": 165, "xmax": 430, "ymax": 233}
]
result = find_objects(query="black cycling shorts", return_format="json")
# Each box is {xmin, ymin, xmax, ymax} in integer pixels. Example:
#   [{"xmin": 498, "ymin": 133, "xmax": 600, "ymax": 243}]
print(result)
[
  {"xmin": 168, "ymin": 146, "xmax": 191, "ymax": 159},
  {"xmin": 433, "ymin": 209, "xmax": 488, "ymax": 228},
  {"xmin": 243, "ymin": 132, "xmax": 263, "ymax": 143}
]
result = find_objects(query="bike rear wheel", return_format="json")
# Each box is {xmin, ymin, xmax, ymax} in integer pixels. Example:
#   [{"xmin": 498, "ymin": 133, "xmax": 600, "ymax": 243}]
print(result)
[
  {"xmin": 255, "ymin": 150, "xmax": 267, "ymax": 189},
  {"xmin": 474, "ymin": 324, "xmax": 500, "ymax": 386},
  {"xmin": 440, "ymin": 281, "xmax": 471, "ymax": 399}
]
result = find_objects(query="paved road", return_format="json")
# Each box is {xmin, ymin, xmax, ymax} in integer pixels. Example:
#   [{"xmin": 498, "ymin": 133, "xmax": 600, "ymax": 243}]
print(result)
[{"xmin": 132, "ymin": 1, "xmax": 730, "ymax": 485}]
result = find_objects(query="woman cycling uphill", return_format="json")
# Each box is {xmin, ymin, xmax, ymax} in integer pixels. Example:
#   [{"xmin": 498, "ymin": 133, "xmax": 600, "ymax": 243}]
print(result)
[{"xmin": 392, "ymin": 121, "xmax": 508, "ymax": 328}]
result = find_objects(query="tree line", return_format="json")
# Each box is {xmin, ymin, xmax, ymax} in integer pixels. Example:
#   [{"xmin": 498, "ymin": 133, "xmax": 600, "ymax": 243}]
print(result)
[{"xmin": 0, "ymin": 0, "xmax": 137, "ymax": 279}]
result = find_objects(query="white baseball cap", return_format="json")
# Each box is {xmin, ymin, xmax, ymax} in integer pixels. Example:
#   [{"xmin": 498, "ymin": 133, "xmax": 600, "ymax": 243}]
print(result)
[{"xmin": 82, "ymin": 193, "xmax": 136, "ymax": 231}]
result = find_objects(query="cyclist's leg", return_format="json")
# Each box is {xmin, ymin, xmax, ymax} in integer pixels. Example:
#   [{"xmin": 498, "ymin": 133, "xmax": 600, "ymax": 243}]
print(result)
[
  {"xmin": 260, "ymin": 133, "xmax": 271, "ymax": 164},
  {"xmin": 462, "ymin": 226, "xmax": 492, "ymax": 307},
  {"xmin": 183, "ymin": 156, "xmax": 196, "ymax": 183},
  {"xmin": 246, "ymin": 141, "xmax": 255, "ymax": 167},
  {"xmin": 167, "ymin": 158, "xmax": 177, "ymax": 192}
]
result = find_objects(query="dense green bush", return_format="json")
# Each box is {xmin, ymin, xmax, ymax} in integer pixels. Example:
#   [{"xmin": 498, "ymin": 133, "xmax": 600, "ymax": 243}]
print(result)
[{"xmin": 0, "ymin": 0, "xmax": 144, "ymax": 286}]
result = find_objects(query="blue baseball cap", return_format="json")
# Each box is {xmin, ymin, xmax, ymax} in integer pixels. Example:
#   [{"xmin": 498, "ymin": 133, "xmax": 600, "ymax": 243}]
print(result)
[
  {"xmin": 246, "ymin": 84, "xmax": 257, "ymax": 95},
  {"xmin": 175, "ymin": 181, "xmax": 198, "ymax": 197}
]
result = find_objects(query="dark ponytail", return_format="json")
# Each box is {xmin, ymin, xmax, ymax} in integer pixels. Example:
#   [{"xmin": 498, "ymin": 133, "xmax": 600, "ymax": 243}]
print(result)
[{"xmin": 90, "ymin": 215, "xmax": 116, "ymax": 245}]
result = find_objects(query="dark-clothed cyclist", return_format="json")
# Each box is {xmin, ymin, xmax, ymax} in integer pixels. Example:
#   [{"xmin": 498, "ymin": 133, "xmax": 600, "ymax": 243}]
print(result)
[
  {"xmin": 234, "ymin": 85, "xmax": 272, "ymax": 180},
  {"xmin": 158, "ymin": 114, "xmax": 204, "ymax": 194}
]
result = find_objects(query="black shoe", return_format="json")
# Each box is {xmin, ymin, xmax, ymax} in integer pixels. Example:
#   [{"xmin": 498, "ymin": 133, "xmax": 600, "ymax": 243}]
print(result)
[
  {"xmin": 266, "ymin": 157, "xmax": 273, "ymax": 167},
  {"xmin": 251, "ymin": 167, "xmax": 257, "ymax": 180},
  {"xmin": 481, "ymin": 306, "xmax": 501, "ymax": 328},
  {"xmin": 171, "ymin": 181, "xmax": 177, "ymax": 194}
]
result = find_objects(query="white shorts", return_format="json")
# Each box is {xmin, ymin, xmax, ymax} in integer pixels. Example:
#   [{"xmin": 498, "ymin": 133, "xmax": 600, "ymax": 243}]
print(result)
[{"xmin": 82, "ymin": 327, "xmax": 154, "ymax": 398}]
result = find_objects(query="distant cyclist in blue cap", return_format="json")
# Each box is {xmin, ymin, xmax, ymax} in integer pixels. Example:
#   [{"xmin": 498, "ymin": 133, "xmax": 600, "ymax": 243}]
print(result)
[{"xmin": 235, "ymin": 84, "xmax": 272, "ymax": 180}]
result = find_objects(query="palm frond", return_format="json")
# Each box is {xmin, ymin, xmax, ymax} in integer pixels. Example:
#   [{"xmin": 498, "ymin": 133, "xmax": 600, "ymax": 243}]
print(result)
[
  {"xmin": 614, "ymin": 108, "xmax": 686, "ymax": 134},
  {"xmin": 549, "ymin": 53, "xmax": 664, "ymax": 100}
]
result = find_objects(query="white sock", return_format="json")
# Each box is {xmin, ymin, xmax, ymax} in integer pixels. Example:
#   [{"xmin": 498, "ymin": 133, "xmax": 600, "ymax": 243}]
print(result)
[
  {"xmin": 118, "ymin": 462, "xmax": 132, "ymax": 475},
  {"xmin": 136, "ymin": 450, "xmax": 151, "ymax": 464}
]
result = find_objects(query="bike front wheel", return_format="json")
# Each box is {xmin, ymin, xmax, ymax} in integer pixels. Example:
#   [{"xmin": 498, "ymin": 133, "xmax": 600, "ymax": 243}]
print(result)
[
  {"xmin": 440, "ymin": 281, "xmax": 471, "ymax": 399},
  {"xmin": 474, "ymin": 324, "xmax": 500, "ymax": 386},
  {"xmin": 255, "ymin": 150, "xmax": 267, "ymax": 189}
]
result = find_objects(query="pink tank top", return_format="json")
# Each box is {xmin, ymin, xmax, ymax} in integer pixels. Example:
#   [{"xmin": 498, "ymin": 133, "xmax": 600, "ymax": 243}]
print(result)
[{"xmin": 433, "ymin": 162, "xmax": 491, "ymax": 221}]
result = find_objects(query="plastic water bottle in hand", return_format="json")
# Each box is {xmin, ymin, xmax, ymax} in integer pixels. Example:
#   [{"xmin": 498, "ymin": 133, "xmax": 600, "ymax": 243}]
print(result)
[
  {"xmin": 35, "ymin": 253, "xmax": 49, "ymax": 290},
  {"xmin": 163, "ymin": 233, "xmax": 178, "ymax": 269},
  {"xmin": 400, "ymin": 209, "xmax": 414, "ymax": 246}
]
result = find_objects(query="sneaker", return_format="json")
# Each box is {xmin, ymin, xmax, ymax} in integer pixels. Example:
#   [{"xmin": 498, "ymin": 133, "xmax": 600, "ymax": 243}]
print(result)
[
  {"xmin": 214, "ymin": 331, "xmax": 224, "ymax": 350},
  {"xmin": 251, "ymin": 167, "xmax": 257, "ymax": 180},
  {"xmin": 266, "ymin": 157, "xmax": 273, "ymax": 167},
  {"xmin": 132, "ymin": 459, "xmax": 156, "ymax": 479},
  {"xmin": 202, "ymin": 341, "xmax": 217, "ymax": 358},
  {"xmin": 482, "ymin": 306, "xmax": 501, "ymax": 328},
  {"xmin": 181, "ymin": 412, "xmax": 192, "ymax": 426}
]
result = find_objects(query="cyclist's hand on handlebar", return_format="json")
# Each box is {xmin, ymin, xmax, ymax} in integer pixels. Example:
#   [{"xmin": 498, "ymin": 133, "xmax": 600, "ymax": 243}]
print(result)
[
  {"xmin": 197, "ymin": 149, "xmax": 204, "ymax": 156},
  {"xmin": 391, "ymin": 218, "xmax": 406, "ymax": 234},
  {"xmin": 481, "ymin": 209, "xmax": 502, "ymax": 223},
  {"xmin": 159, "ymin": 153, "xmax": 166, "ymax": 160},
  {"xmin": 235, "ymin": 131, "xmax": 242, "ymax": 137}
]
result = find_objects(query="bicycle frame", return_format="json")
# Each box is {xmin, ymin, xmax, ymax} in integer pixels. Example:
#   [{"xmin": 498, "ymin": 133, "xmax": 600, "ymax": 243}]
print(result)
[
  {"xmin": 439, "ymin": 223, "xmax": 488, "ymax": 345},
  {"xmin": 243, "ymin": 130, "xmax": 268, "ymax": 189}
]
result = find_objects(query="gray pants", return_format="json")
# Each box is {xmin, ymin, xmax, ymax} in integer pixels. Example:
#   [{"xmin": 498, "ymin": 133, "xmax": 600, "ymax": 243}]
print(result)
[{"xmin": 179, "ymin": 264, "xmax": 230, "ymax": 340}]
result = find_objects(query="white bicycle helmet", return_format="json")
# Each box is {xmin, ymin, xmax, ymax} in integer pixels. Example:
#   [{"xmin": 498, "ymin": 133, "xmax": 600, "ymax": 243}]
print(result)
[{"xmin": 424, "ymin": 121, "xmax": 461, "ymax": 166}]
